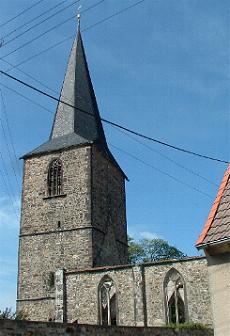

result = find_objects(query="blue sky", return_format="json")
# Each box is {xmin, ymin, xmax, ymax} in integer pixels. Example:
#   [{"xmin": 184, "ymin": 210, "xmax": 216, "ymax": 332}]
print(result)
[{"xmin": 0, "ymin": 0, "xmax": 229, "ymax": 310}]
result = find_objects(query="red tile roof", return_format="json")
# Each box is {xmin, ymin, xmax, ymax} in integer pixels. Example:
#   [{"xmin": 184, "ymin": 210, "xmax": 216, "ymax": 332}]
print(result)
[{"xmin": 196, "ymin": 165, "xmax": 230, "ymax": 248}]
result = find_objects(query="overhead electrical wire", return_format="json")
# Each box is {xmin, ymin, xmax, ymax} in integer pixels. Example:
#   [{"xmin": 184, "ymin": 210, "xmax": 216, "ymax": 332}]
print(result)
[
  {"xmin": 2, "ymin": 0, "xmax": 69, "ymax": 40},
  {"xmin": 111, "ymin": 125, "xmax": 218, "ymax": 187},
  {"xmin": 0, "ymin": 165, "xmax": 20, "ymax": 220},
  {"xmin": 0, "ymin": 116, "xmax": 21, "ymax": 193},
  {"xmin": 0, "ymin": 81, "xmax": 219, "ymax": 198},
  {"xmin": 1, "ymin": 4, "xmax": 80, "ymax": 58},
  {"xmin": 0, "ymin": 89, "xmax": 21, "ymax": 173},
  {"xmin": 0, "ymin": 70, "xmax": 228, "ymax": 165},
  {"xmin": 1, "ymin": 0, "xmax": 107, "ymax": 58},
  {"xmin": 0, "ymin": 0, "xmax": 146, "ymax": 114},
  {"xmin": 0, "ymin": 81, "xmax": 53, "ymax": 114},
  {"xmin": 0, "ymin": 57, "xmax": 64, "ymax": 99},
  {"xmin": 0, "ymin": 0, "xmax": 146, "ymax": 96},
  {"xmin": 110, "ymin": 144, "xmax": 213, "ymax": 199},
  {"xmin": 0, "ymin": 68, "xmax": 218, "ymax": 186},
  {"xmin": 3, "ymin": 33, "xmax": 73, "ymax": 71},
  {"xmin": 0, "ymin": 0, "xmax": 46, "ymax": 28},
  {"xmin": 83, "ymin": 0, "xmax": 146, "ymax": 33},
  {"xmin": 1, "ymin": 0, "xmax": 144, "ymax": 60},
  {"xmin": 0, "ymin": 0, "xmax": 107, "ymax": 104},
  {"xmin": 2, "ymin": 0, "xmax": 83, "ymax": 47},
  {"xmin": 0, "ymin": 149, "xmax": 20, "ymax": 216}
]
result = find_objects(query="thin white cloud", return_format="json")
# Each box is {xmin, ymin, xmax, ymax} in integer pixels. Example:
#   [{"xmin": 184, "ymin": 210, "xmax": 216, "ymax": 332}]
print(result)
[
  {"xmin": 140, "ymin": 231, "xmax": 160, "ymax": 240},
  {"xmin": 0, "ymin": 196, "xmax": 20, "ymax": 229},
  {"xmin": 128, "ymin": 226, "xmax": 162, "ymax": 241},
  {"xmin": 0, "ymin": 197, "xmax": 19, "ymax": 310},
  {"xmin": 0, "ymin": 258, "xmax": 17, "ymax": 279}
]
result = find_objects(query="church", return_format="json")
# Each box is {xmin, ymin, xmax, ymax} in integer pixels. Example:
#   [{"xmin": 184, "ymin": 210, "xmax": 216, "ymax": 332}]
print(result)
[{"xmin": 17, "ymin": 23, "xmax": 221, "ymax": 328}]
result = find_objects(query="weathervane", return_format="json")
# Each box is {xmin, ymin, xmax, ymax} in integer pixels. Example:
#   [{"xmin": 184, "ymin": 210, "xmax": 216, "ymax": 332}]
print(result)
[{"xmin": 77, "ymin": 5, "xmax": 82, "ymax": 29}]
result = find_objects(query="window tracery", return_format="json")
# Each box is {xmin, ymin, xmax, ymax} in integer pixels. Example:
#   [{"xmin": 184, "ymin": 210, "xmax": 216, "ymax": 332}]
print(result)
[
  {"xmin": 164, "ymin": 268, "xmax": 187, "ymax": 324},
  {"xmin": 99, "ymin": 276, "xmax": 117, "ymax": 325},
  {"xmin": 47, "ymin": 159, "xmax": 62, "ymax": 197}
]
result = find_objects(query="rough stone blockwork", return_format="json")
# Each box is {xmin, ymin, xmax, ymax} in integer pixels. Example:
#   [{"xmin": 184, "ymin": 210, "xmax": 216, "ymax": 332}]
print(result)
[
  {"xmin": 66, "ymin": 257, "xmax": 212, "ymax": 326},
  {"xmin": 0, "ymin": 320, "xmax": 213, "ymax": 336}
]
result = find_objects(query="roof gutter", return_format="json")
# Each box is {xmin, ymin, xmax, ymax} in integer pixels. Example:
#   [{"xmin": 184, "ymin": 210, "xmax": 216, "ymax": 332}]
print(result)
[{"xmin": 196, "ymin": 237, "xmax": 230, "ymax": 250}]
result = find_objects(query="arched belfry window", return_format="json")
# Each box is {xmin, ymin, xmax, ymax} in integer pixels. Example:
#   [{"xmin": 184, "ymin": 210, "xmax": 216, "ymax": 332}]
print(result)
[
  {"xmin": 164, "ymin": 268, "xmax": 187, "ymax": 324},
  {"xmin": 47, "ymin": 159, "xmax": 62, "ymax": 197},
  {"xmin": 99, "ymin": 276, "xmax": 117, "ymax": 326}
]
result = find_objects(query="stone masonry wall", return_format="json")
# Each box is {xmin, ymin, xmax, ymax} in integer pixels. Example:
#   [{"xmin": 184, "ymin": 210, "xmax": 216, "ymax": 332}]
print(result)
[
  {"xmin": 144, "ymin": 258, "xmax": 212, "ymax": 326},
  {"xmin": 65, "ymin": 257, "xmax": 212, "ymax": 327},
  {"xmin": 66, "ymin": 266, "xmax": 135, "ymax": 325},
  {"xmin": 0, "ymin": 320, "xmax": 214, "ymax": 336},
  {"xmin": 91, "ymin": 145, "xmax": 128, "ymax": 266},
  {"xmin": 20, "ymin": 146, "xmax": 91, "ymax": 235},
  {"xmin": 18, "ymin": 146, "xmax": 93, "ymax": 321}
]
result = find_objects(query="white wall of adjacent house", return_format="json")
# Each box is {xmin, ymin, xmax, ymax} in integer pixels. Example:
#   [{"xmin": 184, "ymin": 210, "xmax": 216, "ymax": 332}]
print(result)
[{"xmin": 206, "ymin": 251, "xmax": 230, "ymax": 336}]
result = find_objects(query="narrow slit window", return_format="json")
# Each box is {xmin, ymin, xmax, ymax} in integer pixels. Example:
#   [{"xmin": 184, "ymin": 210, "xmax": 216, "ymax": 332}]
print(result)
[{"xmin": 47, "ymin": 159, "xmax": 62, "ymax": 197}]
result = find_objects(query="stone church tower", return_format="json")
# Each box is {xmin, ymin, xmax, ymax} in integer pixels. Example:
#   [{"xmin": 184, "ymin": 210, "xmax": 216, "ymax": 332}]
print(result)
[{"xmin": 17, "ymin": 26, "xmax": 128, "ymax": 316}]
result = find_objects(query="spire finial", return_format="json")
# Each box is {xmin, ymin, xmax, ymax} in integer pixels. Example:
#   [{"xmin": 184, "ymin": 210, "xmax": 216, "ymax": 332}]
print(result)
[{"xmin": 77, "ymin": 6, "xmax": 81, "ymax": 30}]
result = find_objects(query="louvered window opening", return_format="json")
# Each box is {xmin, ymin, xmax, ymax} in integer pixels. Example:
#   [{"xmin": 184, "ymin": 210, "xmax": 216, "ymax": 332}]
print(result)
[{"xmin": 48, "ymin": 159, "xmax": 62, "ymax": 197}]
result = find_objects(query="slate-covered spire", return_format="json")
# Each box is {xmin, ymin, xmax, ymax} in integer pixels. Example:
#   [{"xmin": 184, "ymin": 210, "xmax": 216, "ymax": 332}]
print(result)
[
  {"xmin": 22, "ymin": 23, "xmax": 126, "ymax": 178},
  {"xmin": 23, "ymin": 23, "xmax": 114, "ymax": 159},
  {"xmin": 50, "ymin": 24, "xmax": 107, "ymax": 146}
]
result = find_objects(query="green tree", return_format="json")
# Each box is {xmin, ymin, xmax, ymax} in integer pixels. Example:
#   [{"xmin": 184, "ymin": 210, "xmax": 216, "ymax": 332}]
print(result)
[
  {"xmin": 0, "ymin": 308, "xmax": 28, "ymax": 320},
  {"xmin": 128, "ymin": 237, "xmax": 185, "ymax": 264},
  {"xmin": 141, "ymin": 238, "xmax": 185, "ymax": 262},
  {"xmin": 128, "ymin": 236, "xmax": 145, "ymax": 263}
]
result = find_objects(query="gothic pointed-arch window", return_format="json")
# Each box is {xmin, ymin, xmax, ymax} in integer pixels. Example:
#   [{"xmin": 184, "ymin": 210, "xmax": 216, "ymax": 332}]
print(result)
[
  {"xmin": 98, "ymin": 276, "xmax": 117, "ymax": 326},
  {"xmin": 47, "ymin": 159, "xmax": 62, "ymax": 197},
  {"xmin": 164, "ymin": 268, "xmax": 187, "ymax": 324}
]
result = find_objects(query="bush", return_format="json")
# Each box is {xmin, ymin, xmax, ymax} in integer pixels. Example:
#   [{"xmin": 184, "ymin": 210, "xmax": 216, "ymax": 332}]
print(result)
[
  {"xmin": 0, "ymin": 307, "xmax": 28, "ymax": 320},
  {"xmin": 166, "ymin": 321, "xmax": 208, "ymax": 329}
]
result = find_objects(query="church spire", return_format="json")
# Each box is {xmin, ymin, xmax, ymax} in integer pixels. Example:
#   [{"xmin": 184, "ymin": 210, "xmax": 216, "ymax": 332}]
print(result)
[
  {"xmin": 50, "ymin": 21, "xmax": 107, "ymax": 147},
  {"xmin": 23, "ymin": 23, "xmax": 126, "ymax": 179}
]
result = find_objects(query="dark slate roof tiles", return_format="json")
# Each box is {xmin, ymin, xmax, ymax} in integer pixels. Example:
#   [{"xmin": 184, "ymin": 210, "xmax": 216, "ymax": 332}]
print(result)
[
  {"xmin": 22, "ymin": 28, "xmax": 126, "ymax": 178},
  {"xmin": 22, "ymin": 133, "xmax": 91, "ymax": 158}
]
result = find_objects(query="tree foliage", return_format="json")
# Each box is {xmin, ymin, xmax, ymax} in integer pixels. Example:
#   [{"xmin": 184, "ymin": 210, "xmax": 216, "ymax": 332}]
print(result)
[
  {"xmin": 128, "ymin": 236, "xmax": 145, "ymax": 264},
  {"xmin": 0, "ymin": 307, "xmax": 27, "ymax": 320},
  {"xmin": 128, "ymin": 236, "xmax": 185, "ymax": 264}
]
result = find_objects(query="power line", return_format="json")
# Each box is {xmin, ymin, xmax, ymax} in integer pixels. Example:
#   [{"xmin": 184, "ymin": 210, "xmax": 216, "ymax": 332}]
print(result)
[
  {"xmin": 1, "ymin": 0, "xmax": 144, "ymax": 71},
  {"xmin": 3, "ymin": 33, "xmax": 74, "ymax": 71},
  {"xmin": 1, "ymin": 0, "xmax": 144, "ymax": 60},
  {"xmin": 0, "ymin": 2, "xmax": 107, "ymax": 104},
  {"xmin": 0, "ymin": 58, "xmax": 64, "ymax": 99},
  {"xmin": 0, "ymin": 0, "xmax": 45, "ymax": 28},
  {"xmin": 0, "ymin": 167, "xmax": 20, "ymax": 220},
  {"xmin": 0, "ymin": 150, "xmax": 20, "ymax": 219},
  {"xmin": 0, "ymin": 91, "xmax": 21, "ymax": 193},
  {"xmin": 0, "ymin": 89, "xmax": 21, "ymax": 173},
  {"xmin": 0, "ymin": 0, "xmax": 145, "ymax": 109},
  {"xmin": 111, "ymin": 125, "xmax": 218, "ymax": 187},
  {"xmin": 2, "ymin": 0, "xmax": 68, "ymax": 40},
  {"xmin": 83, "ymin": 0, "xmax": 146, "ymax": 32},
  {"xmin": 2, "ymin": 0, "xmax": 82, "ymax": 47},
  {"xmin": 0, "ymin": 70, "xmax": 228, "ymax": 165},
  {"xmin": 1, "ymin": 1, "xmax": 80, "ymax": 58},
  {"xmin": 1, "ymin": 0, "xmax": 107, "ymax": 59},
  {"xmin": 0, "ymin": 81, "xmax": 53, "ymax": 114},
  {"xmin": 110, "ymin": 143, "xmax": 213, "ymax": 199},
  {"xmin": 0, "ymin": 80, "xmax": 219, "ymax": 199},
  {"xmin": 0, "ymin": 117, "xmax": 21, "ymax": 193}
]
